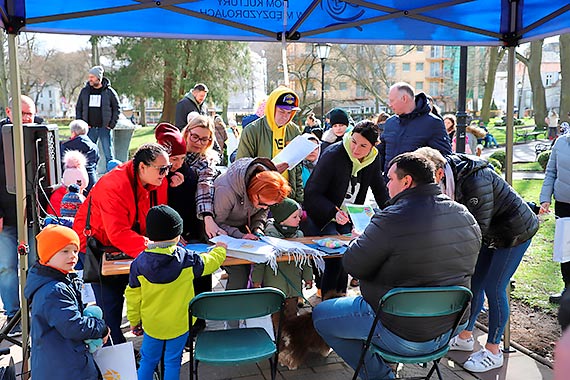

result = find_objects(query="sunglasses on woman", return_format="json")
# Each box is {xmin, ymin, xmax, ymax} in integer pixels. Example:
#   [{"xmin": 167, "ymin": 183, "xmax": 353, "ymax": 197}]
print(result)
[
  {"xmin": 148, "ymin": 163, "xmax": 172, "ymax": 175},
  {"xmin": 189, "ymin": 133, "xmax": 212, "ymax": 144}
]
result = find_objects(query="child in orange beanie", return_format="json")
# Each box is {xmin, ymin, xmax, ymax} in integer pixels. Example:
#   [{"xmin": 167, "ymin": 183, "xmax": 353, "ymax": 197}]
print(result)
[{"xmin": 24, "ymin": 225, "xmax": 109, "ymax": 380}]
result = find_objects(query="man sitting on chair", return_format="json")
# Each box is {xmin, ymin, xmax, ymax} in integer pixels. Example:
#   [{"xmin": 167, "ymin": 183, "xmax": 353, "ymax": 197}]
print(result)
[{"xmin": 312, "ymin": 152, "xmax": 481, "ymax": 379}]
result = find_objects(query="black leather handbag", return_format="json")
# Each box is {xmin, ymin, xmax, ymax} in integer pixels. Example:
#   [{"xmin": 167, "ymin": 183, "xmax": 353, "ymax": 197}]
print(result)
[{"xmin": 82, "ymin": 199, "xmax": 103, "ymax": 283}]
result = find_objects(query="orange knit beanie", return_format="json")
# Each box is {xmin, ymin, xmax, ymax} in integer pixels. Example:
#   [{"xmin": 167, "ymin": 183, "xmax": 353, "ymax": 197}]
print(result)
[{"xmin": 36, "ymin": 225, "xmax": 80, "ymax": 264}]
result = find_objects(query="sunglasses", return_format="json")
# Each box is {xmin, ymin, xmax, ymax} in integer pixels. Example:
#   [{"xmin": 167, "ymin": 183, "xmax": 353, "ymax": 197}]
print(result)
[
  {"xmin": 189, "ymin": 133, "xmax": 212, "ymax": 144},
  {"xmin": 148, "ymin": 163, "xmax": 172, "ymax": 175},
  {"xmin": 257, "ymin": 194, "xmax": 276, "ymax": 208}
]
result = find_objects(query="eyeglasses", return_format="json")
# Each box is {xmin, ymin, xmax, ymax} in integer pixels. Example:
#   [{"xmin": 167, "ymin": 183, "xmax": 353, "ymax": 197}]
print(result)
[
  {"xmin": 257, "ymin": 195, "xmax": 276, "ymax": 208},
  {"xmin": 147, "ymin": 163, "xmax": 172, "ymax": 175},
  {"xmin": 189, "ymin": 133, "xmax": 212, "ymax": 144}
]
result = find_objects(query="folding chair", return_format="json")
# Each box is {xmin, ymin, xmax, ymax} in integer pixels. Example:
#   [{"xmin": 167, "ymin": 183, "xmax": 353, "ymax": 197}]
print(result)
[
  {"xmin": 188, "ymin": 287, "xmax": 286, "ymax": 380},
  {"xmin": 353, "ymin": 286, "xmax": 472, "ymax": 380}
]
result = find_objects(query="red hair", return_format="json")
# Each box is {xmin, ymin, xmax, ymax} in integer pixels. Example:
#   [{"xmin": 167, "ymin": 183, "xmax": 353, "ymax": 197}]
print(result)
[{"xmin": 247, "ymin": 171, "xmax": 291, "ymax": 204}]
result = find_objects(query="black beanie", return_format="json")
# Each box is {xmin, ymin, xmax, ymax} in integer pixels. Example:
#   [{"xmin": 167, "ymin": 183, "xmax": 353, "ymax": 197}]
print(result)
[
  {"xmin": 328, "ymin": 108, "xmax": 349, "ymax": 127},
  {"xmin": 146, "ymin": 205, "xmax": 183, "ymax": 242}
]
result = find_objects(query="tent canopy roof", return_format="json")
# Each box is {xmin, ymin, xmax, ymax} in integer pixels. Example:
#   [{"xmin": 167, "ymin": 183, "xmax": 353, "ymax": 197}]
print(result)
[{"xmin": 6, "ymin": 0, "xmax": 570, "ymax": 46}]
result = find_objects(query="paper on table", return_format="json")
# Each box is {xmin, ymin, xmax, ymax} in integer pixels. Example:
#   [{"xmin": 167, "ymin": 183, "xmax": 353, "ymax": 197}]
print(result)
[
  {"xmin": 272, "ymin": 134, "xmax": 318, "ymax": 169},
  {"xmin": 345, "ymin": 204, "xmax": 375, "ymax": 234},
  {"xmin": 210, "ymin": 235, "xmax": 274, "ymax": 255}
]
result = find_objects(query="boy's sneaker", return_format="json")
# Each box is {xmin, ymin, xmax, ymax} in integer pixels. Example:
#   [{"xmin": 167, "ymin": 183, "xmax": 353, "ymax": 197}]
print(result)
[
  {"xmin": 463, "ymin": 348, "xmax": 504, "ymax": 373},
  {"xmin": 448, "ymin": 335, "xmax": 474, "ymax": 351}
]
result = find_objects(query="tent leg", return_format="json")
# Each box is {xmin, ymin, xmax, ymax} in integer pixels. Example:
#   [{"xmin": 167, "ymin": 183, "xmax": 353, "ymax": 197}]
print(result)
[
  {"xmin": 455, "ymin": 46, "xmax": 468, "ymax": 153},
  {"xmin": 7, "ymin": 32, "xmax": 31, "ymax": 380}
]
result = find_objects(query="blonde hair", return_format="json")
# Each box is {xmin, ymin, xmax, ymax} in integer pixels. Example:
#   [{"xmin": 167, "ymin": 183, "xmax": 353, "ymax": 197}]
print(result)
[{"xmin": 182, "ymin": 115, "xmax": 217, "ymax": 156}]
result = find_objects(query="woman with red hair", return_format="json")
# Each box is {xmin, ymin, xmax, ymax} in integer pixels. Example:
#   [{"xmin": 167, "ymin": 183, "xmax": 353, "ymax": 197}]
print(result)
[{"xmin": 213, "ymin": 157, "xmax": 291, "ymax": 291}]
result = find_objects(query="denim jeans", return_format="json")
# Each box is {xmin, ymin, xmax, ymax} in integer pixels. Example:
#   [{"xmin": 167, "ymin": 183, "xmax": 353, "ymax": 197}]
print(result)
[
  {"xmin": 0, "ymin": 226, "xmax": 19, "ymax": 318},
  {"xmin": 88, "ymin": 127, "xmax": 114, "ymax": 165},
  {"xmin": 466, "ymin": 239, "xmax": 532, "ymax": 344},
  {"xmin": 91, "ymin": 274, "xmax": 129, "ymax": 345},
  {"xmin": 313, "ymin": 296, "xmax": 455, "ymax": 380},
  {"xmin": 138, "ymin": 331, "xmax": 188, "ymax": 380}
]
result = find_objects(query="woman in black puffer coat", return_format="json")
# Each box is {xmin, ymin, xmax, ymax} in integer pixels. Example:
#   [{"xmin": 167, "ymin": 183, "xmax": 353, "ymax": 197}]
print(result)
[{"xmin": 417, "ymin": 148, "xmax": 539, "ymax": 374}]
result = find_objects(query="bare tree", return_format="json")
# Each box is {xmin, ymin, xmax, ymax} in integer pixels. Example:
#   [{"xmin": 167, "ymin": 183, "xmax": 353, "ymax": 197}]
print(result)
[
  {"xmin": 18, "ymin": 33, "xmax": 55, "ymax": 103},
  {"xmin": 517, "ymin": 39, "xmax": 547, "ymax": 127},
  {"xmin": 480, "ymin": 47, "xmax": 506, "ymax": 123},
  {"xmin": 560, "ymin": 34, "xmax": 570, "ymax": 122}
]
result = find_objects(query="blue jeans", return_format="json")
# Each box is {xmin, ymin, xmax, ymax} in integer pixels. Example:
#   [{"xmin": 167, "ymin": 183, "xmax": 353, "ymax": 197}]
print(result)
[
  {"xmin": 88, "ymin": 127, "xmax": 114, "ymax": 164},
  {"xmin": 313, "ymin": 296, "xmax": 455, "ymax": 380},
  {"xmin": 0, "ymin": 226, "xmax": 19, "ymax": 318},
  {"xmin": 138, "ymin": 331, "xmax": 188, "ymax": 380},
  {"xmin": 466, "ymin": 239, "xmax": 532, "ymax": 344}
]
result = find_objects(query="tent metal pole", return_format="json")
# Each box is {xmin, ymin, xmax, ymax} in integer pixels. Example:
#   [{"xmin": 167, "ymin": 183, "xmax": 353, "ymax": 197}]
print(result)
[
  {"xmin": 502, "ymin": 45, "xmax": 516, "ymax": 354},
  {"xmin": 7, "ymin": 31, "xmax": 31, "ymax": 377},
  {"xmin": 455, "ymin": 46, "xmax": 468, "ymax": 153},
  {"xmin": 281, "ymin": 0, "xmax": 289, "ymax": 87}
]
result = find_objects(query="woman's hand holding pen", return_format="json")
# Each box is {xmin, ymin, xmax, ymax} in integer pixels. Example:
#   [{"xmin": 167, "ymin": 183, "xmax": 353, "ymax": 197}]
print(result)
[{"xmin": 335, "ymin": 206, "xmax": 350, "ymax": 225}]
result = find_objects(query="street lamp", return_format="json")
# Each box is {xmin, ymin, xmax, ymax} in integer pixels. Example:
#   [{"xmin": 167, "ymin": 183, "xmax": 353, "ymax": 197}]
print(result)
[
  {"xmin": 516, "ymin": 81, "xmax": 523, "ymax": 118},
  {"xmin": 313, "ymin": 43, "xmax": 331, "ymax": 125}
]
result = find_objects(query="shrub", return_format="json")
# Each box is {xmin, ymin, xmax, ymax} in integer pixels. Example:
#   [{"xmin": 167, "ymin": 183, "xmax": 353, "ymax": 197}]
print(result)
[
  {"xmin": 537, "ymin": 150, "xmax": 551, "ymax": 172},
  {"xmin": 489, "ymin": 150, "xmax": 506, "ymax": 169},
  {"xmin": 487, "ymin": 157, "xmax": 502, "ymax": 173}
]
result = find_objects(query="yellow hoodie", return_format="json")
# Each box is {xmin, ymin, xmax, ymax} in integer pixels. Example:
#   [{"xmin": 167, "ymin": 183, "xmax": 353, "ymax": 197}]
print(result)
[{"xmin": 265, "ymin": 86, "xmax": 300, "ymax": 159}]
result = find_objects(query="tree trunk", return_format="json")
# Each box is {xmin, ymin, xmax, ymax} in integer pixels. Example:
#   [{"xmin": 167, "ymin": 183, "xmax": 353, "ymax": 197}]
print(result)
[
  {"xmin": 160, "ymin": 59, "xmax": 176, "ymax": 123},
  {"xmin": 90, "ymin": 36, "xmax": 100, "ymax": 67},
  {"xmin": 480, "ymin": 47, "xmax": 504, "ymax": 123},
  {"xmin": 560, "ymin": 34, "xmax": 570, "ymax": 123},
  {"xmin": 527, "ymin": 40, "xmax": 547, "ymax": 127},
  {"xmin": 138, "ymin": 97, "xmax": 147, "ymax": 127}
]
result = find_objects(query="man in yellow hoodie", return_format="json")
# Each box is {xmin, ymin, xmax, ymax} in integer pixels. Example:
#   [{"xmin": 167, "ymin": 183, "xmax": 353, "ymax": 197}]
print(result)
[{"xmin": 236, "ymin": 87, "xmax": 304, "ymax": 203}]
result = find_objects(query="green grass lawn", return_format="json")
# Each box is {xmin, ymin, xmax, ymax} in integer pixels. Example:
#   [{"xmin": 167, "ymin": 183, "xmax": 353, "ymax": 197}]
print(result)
[
  {"xmin": 512, "ymin": 179, "xmax": 561, "ymax": 312},
  {"xmin": 513, "ymin": 162, "xmax": 543, "ymax": 172},
  {"xmin": 484, "ymin": 117, "xmax": 540, "ymax": 147}
]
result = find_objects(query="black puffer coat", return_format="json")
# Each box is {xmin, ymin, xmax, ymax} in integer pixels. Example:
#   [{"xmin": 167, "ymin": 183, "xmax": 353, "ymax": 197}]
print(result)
[
  {"xmin": 448, "ymin": 154, "xmax": 539, "ymax": 248},
  {"xmin": 343, "ymin": 184, "xmax": 481, "ymax": 342}
]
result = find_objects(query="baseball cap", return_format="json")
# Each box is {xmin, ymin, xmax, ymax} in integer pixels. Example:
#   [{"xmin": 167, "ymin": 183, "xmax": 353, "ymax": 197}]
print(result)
[{"xmin": 275, "ymin": 93, "xmax": 301, "ymax": 111}]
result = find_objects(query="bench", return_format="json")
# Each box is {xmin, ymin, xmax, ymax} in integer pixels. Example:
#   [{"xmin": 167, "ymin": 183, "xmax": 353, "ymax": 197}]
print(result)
[{"xmin": 515, "ymin": 125, "xmax": 546, "ymax": 142}]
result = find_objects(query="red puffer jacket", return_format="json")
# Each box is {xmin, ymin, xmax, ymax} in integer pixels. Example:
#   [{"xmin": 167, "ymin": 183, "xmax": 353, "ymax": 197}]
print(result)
[{"xmin": 73, "ymin": 160, "xmax": 168, "ymax": 257}]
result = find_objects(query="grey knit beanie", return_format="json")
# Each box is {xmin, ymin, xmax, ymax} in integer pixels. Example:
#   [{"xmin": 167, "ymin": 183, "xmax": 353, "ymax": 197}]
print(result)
[{"xmin": 89, "ymin": 66, "xmax": 104, "ymax": 80}]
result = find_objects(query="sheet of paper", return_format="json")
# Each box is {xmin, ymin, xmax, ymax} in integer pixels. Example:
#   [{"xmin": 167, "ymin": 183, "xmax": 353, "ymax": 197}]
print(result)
[
  {"xmin": 272, "ymin": 134, "xmax": 318, "ymax": 169},
  {"xmin": 345, "ymin": 204, "xmax": 375, "ymax": 234},
  {"xmin": 210, "ymin": 235, "xmax": 275, "ymax": 256}
]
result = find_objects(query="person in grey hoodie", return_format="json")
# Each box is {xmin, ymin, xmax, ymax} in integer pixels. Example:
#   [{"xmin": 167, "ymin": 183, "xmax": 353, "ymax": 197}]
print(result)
[{"xmin": 540, "ymin": 122, "xmax": 570, "ymax": 304}]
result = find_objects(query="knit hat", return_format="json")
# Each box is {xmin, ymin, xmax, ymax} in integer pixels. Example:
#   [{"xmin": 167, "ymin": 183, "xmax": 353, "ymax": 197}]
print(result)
[
  {"xmin": 155, "ymin": 122, "xmax": 186, "ymax": 156},
  {"xmin": 62, "ymin": 150, "xmax": 89, "ymax": 191},
  {"xmin": 146, "ymin": 205, "xmax": 183, "ymax": 242},
  {"xmin": 328, "ymin": 108, "xmax": 349, "ymax": 127},
  {"xmin": 36, "ymin": 225, "xmax": 80, "ymax": 265},
  {"xmin": 89, "ymin": 65, "xmax": 104, "ymax": 80},
  {"xmin": 60, "ymin": 184, "xmax": 85, "ymax": 218},
  {"xmin": 270, "ymin": 198, "xmax": 301, "ymax": 224}
]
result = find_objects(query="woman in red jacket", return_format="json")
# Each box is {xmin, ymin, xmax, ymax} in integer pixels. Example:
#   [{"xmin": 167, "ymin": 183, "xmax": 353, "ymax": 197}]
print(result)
[{"xmin": 73, "ymin": 143, "xmax": 169, "ymax": 344}]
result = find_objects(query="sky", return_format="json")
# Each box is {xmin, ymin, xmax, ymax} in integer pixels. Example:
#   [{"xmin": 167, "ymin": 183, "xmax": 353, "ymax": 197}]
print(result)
[{"xmin": 31, "ymin": 33, "xmax": 91, "ymax": 53}]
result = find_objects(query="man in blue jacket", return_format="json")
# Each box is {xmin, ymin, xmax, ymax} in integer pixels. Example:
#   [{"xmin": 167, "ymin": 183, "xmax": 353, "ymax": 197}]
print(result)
[
  {"xmin": 75, "ymin": 66, "xmax": 120, "ymax": 166},
  {"xmin": 379, "ymin": 82, "xmax": 451, "ymax": 174}
]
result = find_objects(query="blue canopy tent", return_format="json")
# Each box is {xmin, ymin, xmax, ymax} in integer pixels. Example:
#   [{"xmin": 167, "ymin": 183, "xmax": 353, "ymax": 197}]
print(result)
[{"xmin": 1, "ymin": 0, "xmax": 570, "ymax": 373}]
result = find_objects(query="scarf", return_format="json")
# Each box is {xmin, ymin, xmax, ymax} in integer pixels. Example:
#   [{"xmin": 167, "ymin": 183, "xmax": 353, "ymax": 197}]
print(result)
[{"xmin": 342, "ymin": 132, "xmax": 378, "ymax": 177}]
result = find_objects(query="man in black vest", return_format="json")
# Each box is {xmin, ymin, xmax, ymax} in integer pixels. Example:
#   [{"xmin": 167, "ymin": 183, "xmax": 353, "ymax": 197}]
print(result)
[{"xmin": 175, "ymin": 83, "xmax": 208, "ymax": 129}]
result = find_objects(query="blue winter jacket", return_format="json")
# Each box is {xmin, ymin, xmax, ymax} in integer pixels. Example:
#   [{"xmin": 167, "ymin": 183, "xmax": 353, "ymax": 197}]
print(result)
[
  {"xmin": 540, "ymin": 134, "xmax": 570, "ymax": 204},
  {"xmin": 24, "ymin": 263, "xmax": 107, "ymax": 380},
  {"xmin": 380, "ymin": 92, "xmax": 451, "ymax": 173}
]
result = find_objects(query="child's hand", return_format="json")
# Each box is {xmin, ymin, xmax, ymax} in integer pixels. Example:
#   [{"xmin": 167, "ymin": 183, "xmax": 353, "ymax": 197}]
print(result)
[
  {"xmin": 305, "ymin": 280, "xmax": 313, "ymax": 289},
  {"xmin": 214, "ymin": 242, "xmax": 228, "ymax": 249},
  {"xmin": 169, "ymin": 172, "xmax": 185, "ymax": 187},
  {"xmin": 253, "ymin": 282, "xmax": 262, "ymax": 288},
  {"xmin": 131, "ymin": 324, "xmax": 143, "ymax": 336}
]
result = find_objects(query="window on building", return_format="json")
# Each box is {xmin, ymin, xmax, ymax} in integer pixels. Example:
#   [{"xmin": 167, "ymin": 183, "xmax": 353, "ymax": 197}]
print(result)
[
  {"xmin": 339, "ymin": 82, "xmax": 348, "ymax": 91},
  {"xmin": 430, "ymin": 47, "xmax": 441, "ymax": 58},
  {"xmin": 416, "ymin": 81, "xmax": 424, "ymax": 90},
  {"xmin": 386, "ymin": 62, "xmax": 396, "ymax": 77},
  {"xmin": 416, "ymin": 62, "xmax": 424, "ymax": 71},
  {"xmin": 356, "ymin": 84, "xmax": 366, "ymax": 98},
  {"xmin": 48, "ymin": 90, "xmax": 52, "ymax": 98},
  {"xmin": 387, "ymin": 45, "xmax": 396, "ymax": 56},
  {"xmin": 430, "ymin": 62, "xmax": 441, "ymax": 77},
  {"xmin": 429, "ymin": 82, "xmax": 439, "ymax": 96},
  {"xmin": 402, "ymin": 63, "xmax": 411, "ymax": 72},
  {"xmin": 545, "ymin": 73, "xmax": 553, "ymax": 86},
  {"xmin": 324, "ymin": 83, "xmax": 331, "ymax": 91},
  {"xmin": 416, "ymin": 45, "xmax": 424, "ymax": 52}
]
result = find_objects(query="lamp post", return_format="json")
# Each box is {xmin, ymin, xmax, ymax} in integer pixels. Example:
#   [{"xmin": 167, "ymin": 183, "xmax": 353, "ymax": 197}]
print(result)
[
  {"xmin": 517, "ymin": 81, "xmax": 523, "ymax": 118},
  {"xmin": 314, "ymin": 43, "xmax": 331, "ymax": 125}
]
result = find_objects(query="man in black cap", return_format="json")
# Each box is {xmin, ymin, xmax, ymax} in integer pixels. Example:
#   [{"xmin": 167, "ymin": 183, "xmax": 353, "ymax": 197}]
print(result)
[
  {"xmin": 236, "ymin": 86, "xmax": 304, "ymax": 203},
  {"xmin": 76, "ymin": 65, "xmax": 120, "ymax": 166}
]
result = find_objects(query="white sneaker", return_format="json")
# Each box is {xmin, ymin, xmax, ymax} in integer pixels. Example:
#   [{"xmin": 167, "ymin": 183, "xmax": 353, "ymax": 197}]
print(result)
[
  {"xmin": 448, "ymin": 335, "xmax": 474, "ymax": 351},
  {"xmin": 463, "ymin": 348, "xmax": 504, "ymax": 373}
]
